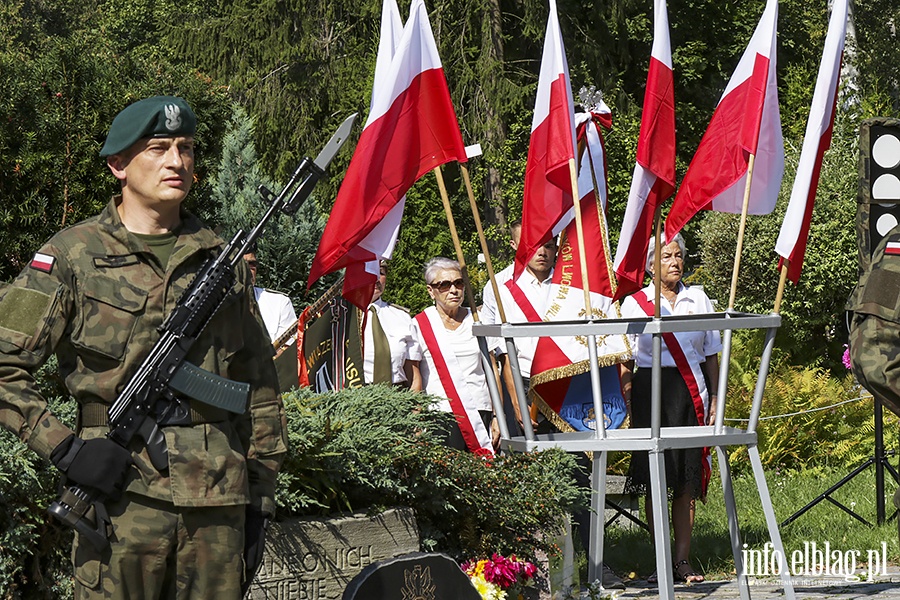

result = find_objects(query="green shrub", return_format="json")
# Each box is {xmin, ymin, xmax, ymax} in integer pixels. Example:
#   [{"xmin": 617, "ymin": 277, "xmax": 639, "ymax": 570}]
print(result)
[
  {"xmin": 723, "ymin": 332, "xmax": 897, "ymax": 473},
  {"xmin": 0, "ymin": 357, "xmax": 74, "ymax": 600},
  {"xmin": 277, "ymin": 385, "xmax": 588, "ymax": 561}
]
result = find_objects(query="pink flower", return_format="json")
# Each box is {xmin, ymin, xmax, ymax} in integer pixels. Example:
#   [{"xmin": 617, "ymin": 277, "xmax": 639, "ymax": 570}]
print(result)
[
  {"xmin": 842, "ymin": 344, "xmax": 852, "ymax": 370},
  {"xmin": 462, "ymin": 554, "xmax": 538, "ymax": 591},
  {"xmin": 522, "ymin": 561, "xmax": 537, "ymax": 579}
]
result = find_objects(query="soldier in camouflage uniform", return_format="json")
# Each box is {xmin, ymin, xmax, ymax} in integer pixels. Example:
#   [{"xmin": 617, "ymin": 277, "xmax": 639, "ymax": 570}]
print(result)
[
  {"xmin": 0, "ymin": 96, "xmax": 287, "ymax": 599},
  {"xmin": 847, "ymin": 222, "xmax": 900, "ymax": 533},
  {"xmin": 848, "ymin": 223, "xmax": 900, "ymax": 416}
]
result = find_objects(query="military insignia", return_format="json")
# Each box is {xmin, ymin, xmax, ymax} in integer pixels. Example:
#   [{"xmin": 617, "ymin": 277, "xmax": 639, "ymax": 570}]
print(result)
[
  {"xmin": 401, "ymin": 565, "xmax": 436, "ymax": 600},
  {"xmin": 30, "ymin": 252, "xmax": 55, "ymax": 273},
  {"xmin": 885, "ymin": 241, "xmax": 900, "ymax": 256},
  {"xmin": 164, "ymin": 104, "xmax": 182, "ymax": 131}
]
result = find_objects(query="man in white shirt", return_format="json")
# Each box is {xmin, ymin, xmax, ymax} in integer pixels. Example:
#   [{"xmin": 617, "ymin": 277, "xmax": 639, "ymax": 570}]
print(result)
[
  {"xmin": 363, "ymin": 262, "xmax": 422, "ymax": 389},
  {"xmin": 243, "ymin": 251, "xmax": 297, "ymax": 343},
  {"xmin": 484, "ymin": 221, "xmax": 626, "ymax": 591},
  {"xmin": 481, "ymin": 220, "xmax": 555, "ymax": 432}
]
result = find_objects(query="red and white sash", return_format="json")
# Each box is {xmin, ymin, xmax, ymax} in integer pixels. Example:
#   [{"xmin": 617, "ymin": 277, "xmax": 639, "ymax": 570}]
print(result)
[
  {"xmin": 504, "ymin": 278, "xmax": 543, "ymax": 323},
  {"xmin": 415, "ymin": 307, "xmax": 493, "ymax": 455},
  {"xmin": 632, "ymin": 290, "xmax": 712, "ymax": 495}
]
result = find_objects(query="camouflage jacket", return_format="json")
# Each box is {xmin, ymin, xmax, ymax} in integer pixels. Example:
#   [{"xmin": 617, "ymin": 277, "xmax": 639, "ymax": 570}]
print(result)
[
  {"xmin": 0, "ymin": 198, "xmax": 287, "ymax": 515},
  {"xmin": 847, "ymin": 224, "xmax": 900, "ymax": 417}
]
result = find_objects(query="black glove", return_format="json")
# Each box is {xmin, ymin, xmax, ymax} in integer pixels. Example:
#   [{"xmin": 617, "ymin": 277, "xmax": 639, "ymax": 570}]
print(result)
[
  {"xmin": 241, "ymin": 507, "xmax": 270, "ymax": 596},
  {"xmin": 50, "ymin": 434, "xmax": 133, "ymax": 500}
]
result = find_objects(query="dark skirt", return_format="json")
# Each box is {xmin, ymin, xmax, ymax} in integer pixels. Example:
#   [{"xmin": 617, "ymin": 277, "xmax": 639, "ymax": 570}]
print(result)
[{"xmin": 626, "ymin": 367, "xmax": 705, "ymax": 500}]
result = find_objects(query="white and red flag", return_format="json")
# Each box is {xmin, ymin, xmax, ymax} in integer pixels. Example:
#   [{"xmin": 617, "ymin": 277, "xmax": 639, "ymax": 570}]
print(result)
[
  {"xmin": 341, "ymin": 0, "xmax": 405, "ymax": 304},
  {"xmin": 515, "ymin": 0, "xmax": 578, "ymax": 278},
  {"xmin": 529, "ymin": 110, "xmax": 631, "ymax": 432},
  {"xmin": 308, "ymin": 0, "xmax": 468, "ymax": 309},
  {"xmin": 613, "ymin": 0, "xmax": 676, "ymax": 301},
  {"xmin": 774, "ymin": 0, "xmax": 848, "ymax": 283},
  {"xmin": 665, "ymin": 0, "xmax": 784, "ymax": 241}
]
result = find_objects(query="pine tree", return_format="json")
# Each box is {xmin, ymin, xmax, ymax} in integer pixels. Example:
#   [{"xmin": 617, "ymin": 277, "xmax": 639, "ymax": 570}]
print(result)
[{"xmin": 209, "ymin": 105, "xmax": 332, "ymax": 308}]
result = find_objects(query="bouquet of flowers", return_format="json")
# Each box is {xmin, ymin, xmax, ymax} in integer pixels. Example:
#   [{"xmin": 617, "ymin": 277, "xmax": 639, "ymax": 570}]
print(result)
[{"xmin": 461, "ymin": 554, "xmax": 538, "ymax": 600}]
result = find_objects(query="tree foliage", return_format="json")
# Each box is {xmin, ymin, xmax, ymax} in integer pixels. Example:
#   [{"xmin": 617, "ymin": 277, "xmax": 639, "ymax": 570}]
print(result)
[
  {"xmin": 3, "ymin": 0, "xmax": 900, "ymax": 353},
  {"xmin": 0, "ymin": 358, "xmax": 74, "ymax": 599},
  {"xmin": 0, "ymin": 3, "xmax": 232, "ymax": 282},
  {"xmin": 204, "ymin": 105, "xmax": 332, "ymax": 306}
]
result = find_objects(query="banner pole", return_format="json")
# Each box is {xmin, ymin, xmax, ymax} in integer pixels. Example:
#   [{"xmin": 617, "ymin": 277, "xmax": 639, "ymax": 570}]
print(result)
[
  {"xmin": 459, "ymin": 163, "xmax": 508, "ymax": 323},
  {"xmin": 651, "ymin": 204, "xmax": 663, "ymax": 439},
  {"xmin": 433, "ymin": 165, "xmax": 509, "ymax": 441},
  {"xmin": 717, "ymin": 152, "xmax": 756, "ymax": 440},
  {"xmin": 433, "ymin": 166, "xmax": 480, "ymax": 315},
  {"xmin": 727, "ymin": 153, "xmax": 757, "ymax": 310},
  {"xmin": 459, "ymin": 161, "xmax": 534, "ymax": 440},
  {"xmin": 567, "ymin": 157, "xmax": 609, "ymax": 444},
  {"xmin": 569, "ymin": 150, "xmax": 608, "ymax": 586},
  {"xmin": 773, "ymin": 261, "xmax": 789, "ymax": 314},
  {"xmin": 568, "ymin": 158, "xmax": 593, "ymax": 315}
]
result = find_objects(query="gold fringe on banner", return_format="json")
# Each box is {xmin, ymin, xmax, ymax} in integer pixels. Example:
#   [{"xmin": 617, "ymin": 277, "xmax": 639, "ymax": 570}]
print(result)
[{"xmin": 529, "ymin": 351, "xmax": 632, "ymax": 389}]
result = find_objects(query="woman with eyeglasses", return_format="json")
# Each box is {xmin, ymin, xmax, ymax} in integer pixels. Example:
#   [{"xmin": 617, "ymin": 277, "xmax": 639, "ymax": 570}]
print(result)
[
  {"xmin": 619, "ymin": 233, "xmax": 722, "ymax": 585},
  {"xmin": 411, "ymin": 257, "xmax": 497, "ymax": 454}
]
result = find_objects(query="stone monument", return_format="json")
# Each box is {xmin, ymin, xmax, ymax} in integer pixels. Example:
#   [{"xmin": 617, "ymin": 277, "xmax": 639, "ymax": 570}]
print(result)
[{"xmin": 247, "ymin": 507, "xmax": 420, "ymax": 599}]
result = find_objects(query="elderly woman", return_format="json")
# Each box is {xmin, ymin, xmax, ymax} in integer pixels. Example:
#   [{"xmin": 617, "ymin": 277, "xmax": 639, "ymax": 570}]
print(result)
[
  {"xmin": 363, "ymin": 261, "xmax": 422, "ymax": 390},
  {"xmin": 411, "ymin": 257, "xmax": 497, "ymax": 454},
  {"xmin": 620, "ymin": 233, "xmax": 722, "ymax": 584}
]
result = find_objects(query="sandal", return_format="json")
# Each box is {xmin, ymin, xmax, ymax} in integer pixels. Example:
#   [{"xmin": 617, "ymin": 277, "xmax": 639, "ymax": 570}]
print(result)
[
  {"xmin": 673, "ymin": 559, "xmax": 704, "ymax": 584},
  {"xmin": 646, "ymin": 570, "xmax": 658, "ymax": 585}
]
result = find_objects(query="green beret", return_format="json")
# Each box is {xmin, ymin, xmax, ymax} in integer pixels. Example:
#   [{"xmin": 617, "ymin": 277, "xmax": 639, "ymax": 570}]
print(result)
[{"xmin": 99, "ymin": 96, "xmax": 197, "ymax": 157}]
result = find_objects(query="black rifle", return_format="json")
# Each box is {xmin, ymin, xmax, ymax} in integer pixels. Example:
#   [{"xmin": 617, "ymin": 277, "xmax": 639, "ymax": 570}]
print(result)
[{"xmin": 48, "ymin": 114, "xmax": 357, "ymax": 551}]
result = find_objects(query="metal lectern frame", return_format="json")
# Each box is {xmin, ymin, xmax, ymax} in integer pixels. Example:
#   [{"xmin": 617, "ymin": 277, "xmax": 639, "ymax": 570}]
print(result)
[{"xmin": 473, "ymin": 311, "xmax": 794, "ymax": 600}]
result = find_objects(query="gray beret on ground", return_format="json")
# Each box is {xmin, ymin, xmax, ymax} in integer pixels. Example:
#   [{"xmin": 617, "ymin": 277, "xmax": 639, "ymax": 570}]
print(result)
[{"xmin": 99, "ymin": 96, "xmax": 197, "ymax": 157}]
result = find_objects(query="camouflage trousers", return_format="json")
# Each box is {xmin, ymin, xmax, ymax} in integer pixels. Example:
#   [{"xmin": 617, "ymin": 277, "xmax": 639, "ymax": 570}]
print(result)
[{"xmin": 73, "ymin": 492, "xmax": 245, "ymax": 600}]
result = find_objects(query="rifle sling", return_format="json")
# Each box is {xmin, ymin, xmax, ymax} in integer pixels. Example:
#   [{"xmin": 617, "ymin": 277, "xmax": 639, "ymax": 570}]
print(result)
[{"xmin": 79, "ymin": 401, "xmax": 231, "ymax": 428}]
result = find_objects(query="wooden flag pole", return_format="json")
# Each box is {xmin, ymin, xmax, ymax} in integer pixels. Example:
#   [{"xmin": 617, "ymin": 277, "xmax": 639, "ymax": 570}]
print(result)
[
  {"xmin": 459, "ymin": 163, "xmax": 509, "ymax": 324},
  {"xmin": 568, "ymin": 158, "xmax": 594, "ymax": 315},
  {"xmin": 459, "ymin": 161, "xmax": 536, "ymax": 440},
  {"xmin": 727, "ymin": 153, "xmax": 757, "ymax": 310},
  {"xmin": 773, "ymin": 261, "xmax": 789, "ymax": 314},
  {"xmin": 567, "ymin": 154, "xmax": 610, "ymax": 444},
  {"xmin": 432, "ymin": 166, "xmax": 511, "ymax": 437},
  {"xmin": 432, "ymin": 166, "xmax": 482, "ymax": 318}
]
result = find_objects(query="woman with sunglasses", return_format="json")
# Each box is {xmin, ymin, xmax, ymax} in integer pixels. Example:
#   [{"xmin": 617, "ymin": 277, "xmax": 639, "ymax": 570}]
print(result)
[{"xmin": 411, "ymin": 257, "xmax": 497, "ymax": 454}]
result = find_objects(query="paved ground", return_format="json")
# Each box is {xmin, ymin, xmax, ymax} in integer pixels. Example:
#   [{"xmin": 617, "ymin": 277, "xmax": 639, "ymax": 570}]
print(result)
[{"xmin": 595, "ymin": 566, "xmax": 900, "ymax": 599}]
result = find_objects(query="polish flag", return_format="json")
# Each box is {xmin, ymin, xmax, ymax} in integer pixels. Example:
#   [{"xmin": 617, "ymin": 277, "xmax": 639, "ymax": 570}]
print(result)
[
  {"xmin": 775, "ymin": 0, "xmax": 848, "ymax": 284},
  {"xmin": 515, "ymin": 0, "xmax": 578, "ymax": 278},
  {"xmin": 613, "ymin": 0, "xmax": 676, "ymax": 301},
  {"xmin": 665, "ymin": 0, "xmax": 784, "ymax": 241},
  {"xmin": 342, "ymin": 0, "xmax": 405, "ymax": 308},
  {"xmin": 309, "ymin": 0, "xmax": 468, "ymax": 309}
]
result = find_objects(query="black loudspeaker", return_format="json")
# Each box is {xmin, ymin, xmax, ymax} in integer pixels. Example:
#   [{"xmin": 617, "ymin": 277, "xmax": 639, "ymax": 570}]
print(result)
[{"xmin": 858, "ymin": 118, "xmax": 900, "ymax": 275}]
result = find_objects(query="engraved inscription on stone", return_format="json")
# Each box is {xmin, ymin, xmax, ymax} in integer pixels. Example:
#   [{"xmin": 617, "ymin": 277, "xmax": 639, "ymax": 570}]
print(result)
[{"xmin": 248, "ymin": 508, "xmax": 420, "ymax": 600}]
